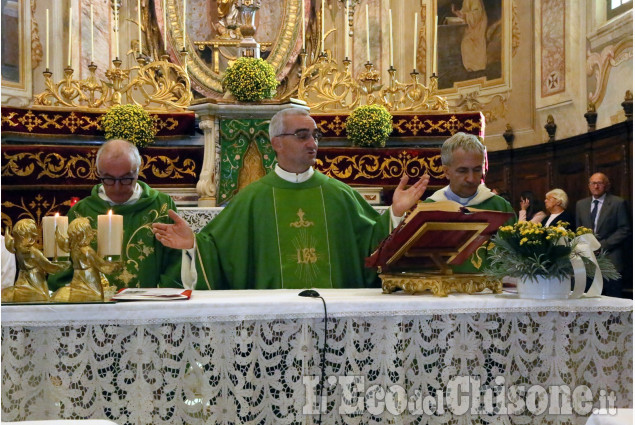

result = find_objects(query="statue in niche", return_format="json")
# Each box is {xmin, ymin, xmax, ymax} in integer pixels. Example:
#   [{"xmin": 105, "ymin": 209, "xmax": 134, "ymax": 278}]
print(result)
[
  {"xmin": 1, "ymin": 219, "xmax": 69, "ymax": 303},
  {"xmin": 216, "ymin": 0, "xmax": 241, "ymax": 39},
  {"xmin": 51, "ymin": 217, "xmax": 121, "ymax": 302}
]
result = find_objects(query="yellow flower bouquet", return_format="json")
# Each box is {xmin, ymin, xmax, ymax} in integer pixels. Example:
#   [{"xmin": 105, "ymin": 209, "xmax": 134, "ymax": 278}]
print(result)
[
  {"xmin": 223, "ymin": 57, "xmax": 279, "ymax": 102},
  {"xmin": 346, "ymin": 104, "xmax": 393, "ymax": 148},
  {"xmin": 485, "ymin": 221, "xmax": 619, "ymax": 283},
  {"xmin": 101, "ymin": 104, "xmax": 157, "ymax": 148}
]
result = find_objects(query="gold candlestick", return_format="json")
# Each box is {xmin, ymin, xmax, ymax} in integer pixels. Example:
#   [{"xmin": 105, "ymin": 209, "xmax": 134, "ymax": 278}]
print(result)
[
  {"xmin": 359, "ymin": 61, "xmax": 380, "ymax": 97},
  {"xmin": 408, "ymin": 69, "xmax": 423, "ymax": 101}
]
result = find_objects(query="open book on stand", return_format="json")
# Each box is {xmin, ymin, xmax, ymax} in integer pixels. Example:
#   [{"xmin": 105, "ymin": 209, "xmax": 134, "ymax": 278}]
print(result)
[
  {"xmin": 366, "ymin": 200, "xmax": 514, "ymax": 296},
  {"xmin": 111, "ymin": 288, "xmax": 192, "ymax": 301}
]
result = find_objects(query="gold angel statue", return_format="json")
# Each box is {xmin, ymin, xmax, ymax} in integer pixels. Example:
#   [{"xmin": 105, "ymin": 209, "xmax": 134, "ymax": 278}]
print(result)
[
  {"xmin": 1, "ymin": 219, "xmax": 69, "ymax": 303},
  {"xmin": 51, "ymin": 217, "xmax": 121, "ymax": 302}
]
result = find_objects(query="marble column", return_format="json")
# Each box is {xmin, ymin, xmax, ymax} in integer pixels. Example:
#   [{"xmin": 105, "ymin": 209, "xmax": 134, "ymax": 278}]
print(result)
[{"xmin": 196, "ymin": 117, "xmax": 218, "ymax": 207}]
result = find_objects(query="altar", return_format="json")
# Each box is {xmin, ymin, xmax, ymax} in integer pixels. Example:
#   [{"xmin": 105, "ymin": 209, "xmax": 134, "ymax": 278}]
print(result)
[{"xmin": 1, "ymin": 290, "xmax": 632, "ymax": 424}]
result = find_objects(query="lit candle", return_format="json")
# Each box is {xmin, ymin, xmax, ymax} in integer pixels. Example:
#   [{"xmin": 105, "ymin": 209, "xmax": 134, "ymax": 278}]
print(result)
[
  {"xmin": 344, "ymin": 0, "xmax": 349, "ymax": 58},
  {"xmin": 182, "ymin": 0, "xmax": 187, "ymax": 50},
  {"xmin": 42, "ymin": 213, "xmax": 69, "ymax": 258},
  {"xmin": 365, "ymin": 4, "xmax": 370, "ymax": 62},
  {"xmin": 301, "ymin": 0, "xmax": 305, "ymax": 50},
  {"xmin": 68, "ymin": 7, "xmax": 72, "ymax": 67},
  {"xmin": 90, "ymin": 2, "xmax": 94, "ymax": 63},
  {"xmin": 163, "ymin": 0, "xmax": 167, "ymax": 49},
  {"xmin": 98, "ymin": 210, "xmax": 123, "ymax": 256},
  {"xmin": 413, "ymin": 12, "xmax": 418, "ymax": 70},
  {"xmin": 138, "ymin": 0, "xmax": 142, "ymax": 55},
  {"xmin": 321, "ymin": 0, "xmax": 325, "ymax": 51},
  {"xmin": 389, "ymin": 9, "xmax": 393, "ymax": 67},
  {"xmin": 46, "ymin": 9, "xmax": 49, "ymax": 69},
  {"xmin": 433, "ymin": 16, "xmax": 438, "ymax": 75}
]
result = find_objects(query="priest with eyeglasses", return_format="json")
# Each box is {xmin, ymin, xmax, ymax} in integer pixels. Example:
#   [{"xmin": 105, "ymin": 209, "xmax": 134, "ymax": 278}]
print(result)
[
  {"xmin": 48, "ymin": 139, "xmax": 182, "ymax": 291},
  {"xmin": 153, "ymin": 108, "xmax": 430, "ymax": 290}
]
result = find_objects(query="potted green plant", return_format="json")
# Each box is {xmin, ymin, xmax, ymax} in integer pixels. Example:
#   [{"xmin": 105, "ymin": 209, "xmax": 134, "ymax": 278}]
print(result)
[
  {"xmin": 345, "ymin": 104, "xmax": 393, "ymax": 148},
  {"xmin": 485, "ymin": 221, "xmax": 619, "ymax": 299},
  {"xmin": 223, "ymin": 57, "xmax": 279, "ymax": 102},
  {"xmin": 101, "ymin": 104, "xmax": 157, "ymax": 148}
]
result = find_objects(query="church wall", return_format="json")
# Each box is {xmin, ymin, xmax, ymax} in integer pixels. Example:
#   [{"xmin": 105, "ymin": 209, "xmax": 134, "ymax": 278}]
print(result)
[{"xmin": 484, "ymin": 0, "xmax": 535, "ymax": 151}]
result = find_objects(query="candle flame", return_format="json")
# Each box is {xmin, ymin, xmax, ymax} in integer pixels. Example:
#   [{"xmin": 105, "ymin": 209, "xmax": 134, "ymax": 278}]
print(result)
[
  {"xmin": 108, "ymin": 210, "xmax": 113, "ymax": 216},
  {"xmin": 54, "ymin": 212, "xmax": 60, "ymax": 217}
]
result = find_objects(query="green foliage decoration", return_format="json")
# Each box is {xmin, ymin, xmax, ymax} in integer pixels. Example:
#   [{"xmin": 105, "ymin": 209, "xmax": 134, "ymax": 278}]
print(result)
[
  {"xmin": 345, "ymin": 105, "xmax": 393, "ymax": 148},
  {"xmin": 101, "ymin": 104, "xmax": 157, "ymax": 148},
  {"xmin": 223, "ymin": 57, "xmax": 279, "ymax": 102}
]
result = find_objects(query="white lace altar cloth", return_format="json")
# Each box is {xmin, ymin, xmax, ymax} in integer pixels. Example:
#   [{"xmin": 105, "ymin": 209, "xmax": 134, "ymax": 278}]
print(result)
[
  {"xmin": 2, "ymin": 290, "xmax": 632, "ymax": 425},
  {"xmin": 178, "ymin": 207, "xmax": 389, "ymax": 233}
]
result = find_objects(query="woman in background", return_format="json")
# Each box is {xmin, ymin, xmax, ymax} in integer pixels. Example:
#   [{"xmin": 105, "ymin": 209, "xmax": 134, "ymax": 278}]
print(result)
[
  {"xmin": 518, "ymin": 191, "xmax": 546, "ymax": 223},
  {"xmin": 542, "ymin": 189, "xmax": 574, "ymax": 229}
]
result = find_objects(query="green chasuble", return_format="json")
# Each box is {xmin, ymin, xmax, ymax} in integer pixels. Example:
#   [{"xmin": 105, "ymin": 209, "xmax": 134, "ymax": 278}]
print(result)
[
  {"xmin": 48, "ymin": 181, "xmax": 182, "ymax": 290},
  {"xmin": 425, "ymin": 185, "xmax": 516, "ymax": 273},
  {"xmin": 195, "ymin": 171, "xmax": 391, "ymax": 290}
]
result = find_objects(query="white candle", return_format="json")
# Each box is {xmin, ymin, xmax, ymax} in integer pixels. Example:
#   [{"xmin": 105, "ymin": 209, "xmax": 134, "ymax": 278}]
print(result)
[
  {"xmin": 321, "ymin": 0, "xmax": 325, "ymax": 51},
  {"xmin": 42, "ymin": 213, "xmax": 69, "ymax": 258},
  {"xmin": 163, "ymin": 0, "xmax": 167, "ymax": 49},
  {"xmin": 182, "ymin": 0, "xmax": 186, "ymax": 50},
  {"xmin": 344, "ymin": 0, "xmax": 349, "ymax": 58},
  {"xmin": 301, "ymin": 0, "xmax": 305, "ymax": 50},
  {"xmin": 98, "ymin": 210, "xmax": 123, "ymax": 256},
  {"xmin": 90, "ymin": 2, "xmax": 94, "ymax": 63},
  {"xmin": 389, "ymin": 9, "xmax": 393, "ymax": 67},
  {"xmin": 138, "ymin": 0, "xmax": 142, "ymax": 55},
  {"xmin": 46, "ymin": 9, "xmax": 49, "ymax": 69},
  {"xmin": 433, "ymin": 16, "xmax": 438, "ymax": 75},
  {"xmin": 68, "ymin": 7, "xmax": 72, "ymax": 67},
  {"xmin": 114, "ymin": 6, "xmax": 119, "ymax": 58},
  {"xmin": 413, "ymin": 12, "xmax": 418, "ymax": 70},
  {"xmin": 365, "ymin": 4, "xmax": 370, "ymax": 62}
]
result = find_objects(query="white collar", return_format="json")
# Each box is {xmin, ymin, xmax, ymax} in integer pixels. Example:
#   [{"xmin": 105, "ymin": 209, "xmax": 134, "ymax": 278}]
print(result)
[
  {"xmin": 98, "ymin": 183, "xmax": 142, "ymax": 205},
  {"xmin": 429, "ymin": 184, "xmax": 495, "ymax": 206},
  {"xmin": 592, "ymin": 193, "xmax": 607, "ymax": 202},
  {"xmin": 274, "ymin": 164, "xmax": 314, "ymax": 183}
]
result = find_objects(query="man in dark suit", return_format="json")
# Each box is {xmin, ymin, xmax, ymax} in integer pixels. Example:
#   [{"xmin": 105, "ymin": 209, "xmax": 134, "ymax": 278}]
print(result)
[{"xmin": 576, "ymin": 173, "xmax": 631, "ymax": 297}]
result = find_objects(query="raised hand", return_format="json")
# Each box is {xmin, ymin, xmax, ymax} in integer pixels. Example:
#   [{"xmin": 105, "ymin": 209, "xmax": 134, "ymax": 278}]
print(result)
[
  {"xmin": 391, "ymin": 173, "xmax": 430, "ymax": 217},
  {"xmin": 152, "ymin": 209, "xmax": 195, "ymax": 250}
]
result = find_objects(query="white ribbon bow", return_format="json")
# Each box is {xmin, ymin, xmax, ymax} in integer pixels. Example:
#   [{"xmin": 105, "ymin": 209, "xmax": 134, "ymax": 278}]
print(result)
[{"xmin": 568, "ymin": 233, "xmax": 603, "ymax": 298}]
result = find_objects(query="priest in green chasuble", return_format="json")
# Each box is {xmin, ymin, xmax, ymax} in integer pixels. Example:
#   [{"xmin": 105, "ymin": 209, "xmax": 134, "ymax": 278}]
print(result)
[
  {"xmin": 49, "ymin": 139, "xmax": 183, "ymax": 290},
  {"xmin": 425, "ymin": 132, "xmax": 516, "ymax": 273},
  {"xmin": 153, "ymin": 108, "xmax": 430, "ymax": 290}
]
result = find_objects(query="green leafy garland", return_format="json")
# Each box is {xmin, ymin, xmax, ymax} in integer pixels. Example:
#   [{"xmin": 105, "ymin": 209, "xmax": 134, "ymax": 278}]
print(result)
[
  {"xmin": 346, "ymin": 105, "xmax": 393, "ymax": 148},
  {"xmin": 223, "ymin": 57, "xmax": 279, "ymax": 102},
  {"xmin": 101, "ymin": 104, "xmax": 157, "ymax": 148}
]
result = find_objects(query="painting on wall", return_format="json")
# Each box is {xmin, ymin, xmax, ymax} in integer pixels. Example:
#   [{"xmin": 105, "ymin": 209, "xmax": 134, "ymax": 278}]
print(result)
[
  {"xmin": 1, "ymin": 0, "xmax": 21, "ymax": 84},
  {"xmin": 436, "ymin": 0, "xmax": 503, "ymax": 90}
]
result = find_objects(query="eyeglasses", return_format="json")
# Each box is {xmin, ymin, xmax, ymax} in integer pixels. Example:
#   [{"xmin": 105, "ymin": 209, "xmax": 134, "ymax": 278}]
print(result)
[
  {"xmin": 99, "ymin": 176, "xmax": 136, "ymax": 186},
  {"xmin": 589, "ymin": 181, "xmax": 606, "ymax": 186},
  {"xmin": 276, "ymin": 129, "xmax": 322, "ymax": 142}
]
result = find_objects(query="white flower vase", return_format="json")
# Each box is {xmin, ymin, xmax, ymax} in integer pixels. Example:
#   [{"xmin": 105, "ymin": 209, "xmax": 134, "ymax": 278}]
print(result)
[{"xmin": 517, "ymin": 275, "xmax": 571, "ymax": 300}]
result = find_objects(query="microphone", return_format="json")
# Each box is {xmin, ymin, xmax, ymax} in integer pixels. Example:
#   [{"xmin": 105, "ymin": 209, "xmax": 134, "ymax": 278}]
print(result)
[
  {"xmin": 298, "ymin": 289, "xmax": 328, "ymax": 423},
  {"xmin": 299, "ymin": 289, "xmax": 320, "ymax": 298}
]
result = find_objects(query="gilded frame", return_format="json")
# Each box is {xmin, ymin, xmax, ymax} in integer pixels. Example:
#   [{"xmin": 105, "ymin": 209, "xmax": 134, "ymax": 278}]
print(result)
[
  {"xmin": 432, "ymin": 0, "xmax": 512, "ymax": 119},
  {"xmin": 1, "ymin": 0, "xmax": 32, "ymax": 105},
  {"xmin": 166, "ymin": 0, "xmax": 301, "ymax": 98}
]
